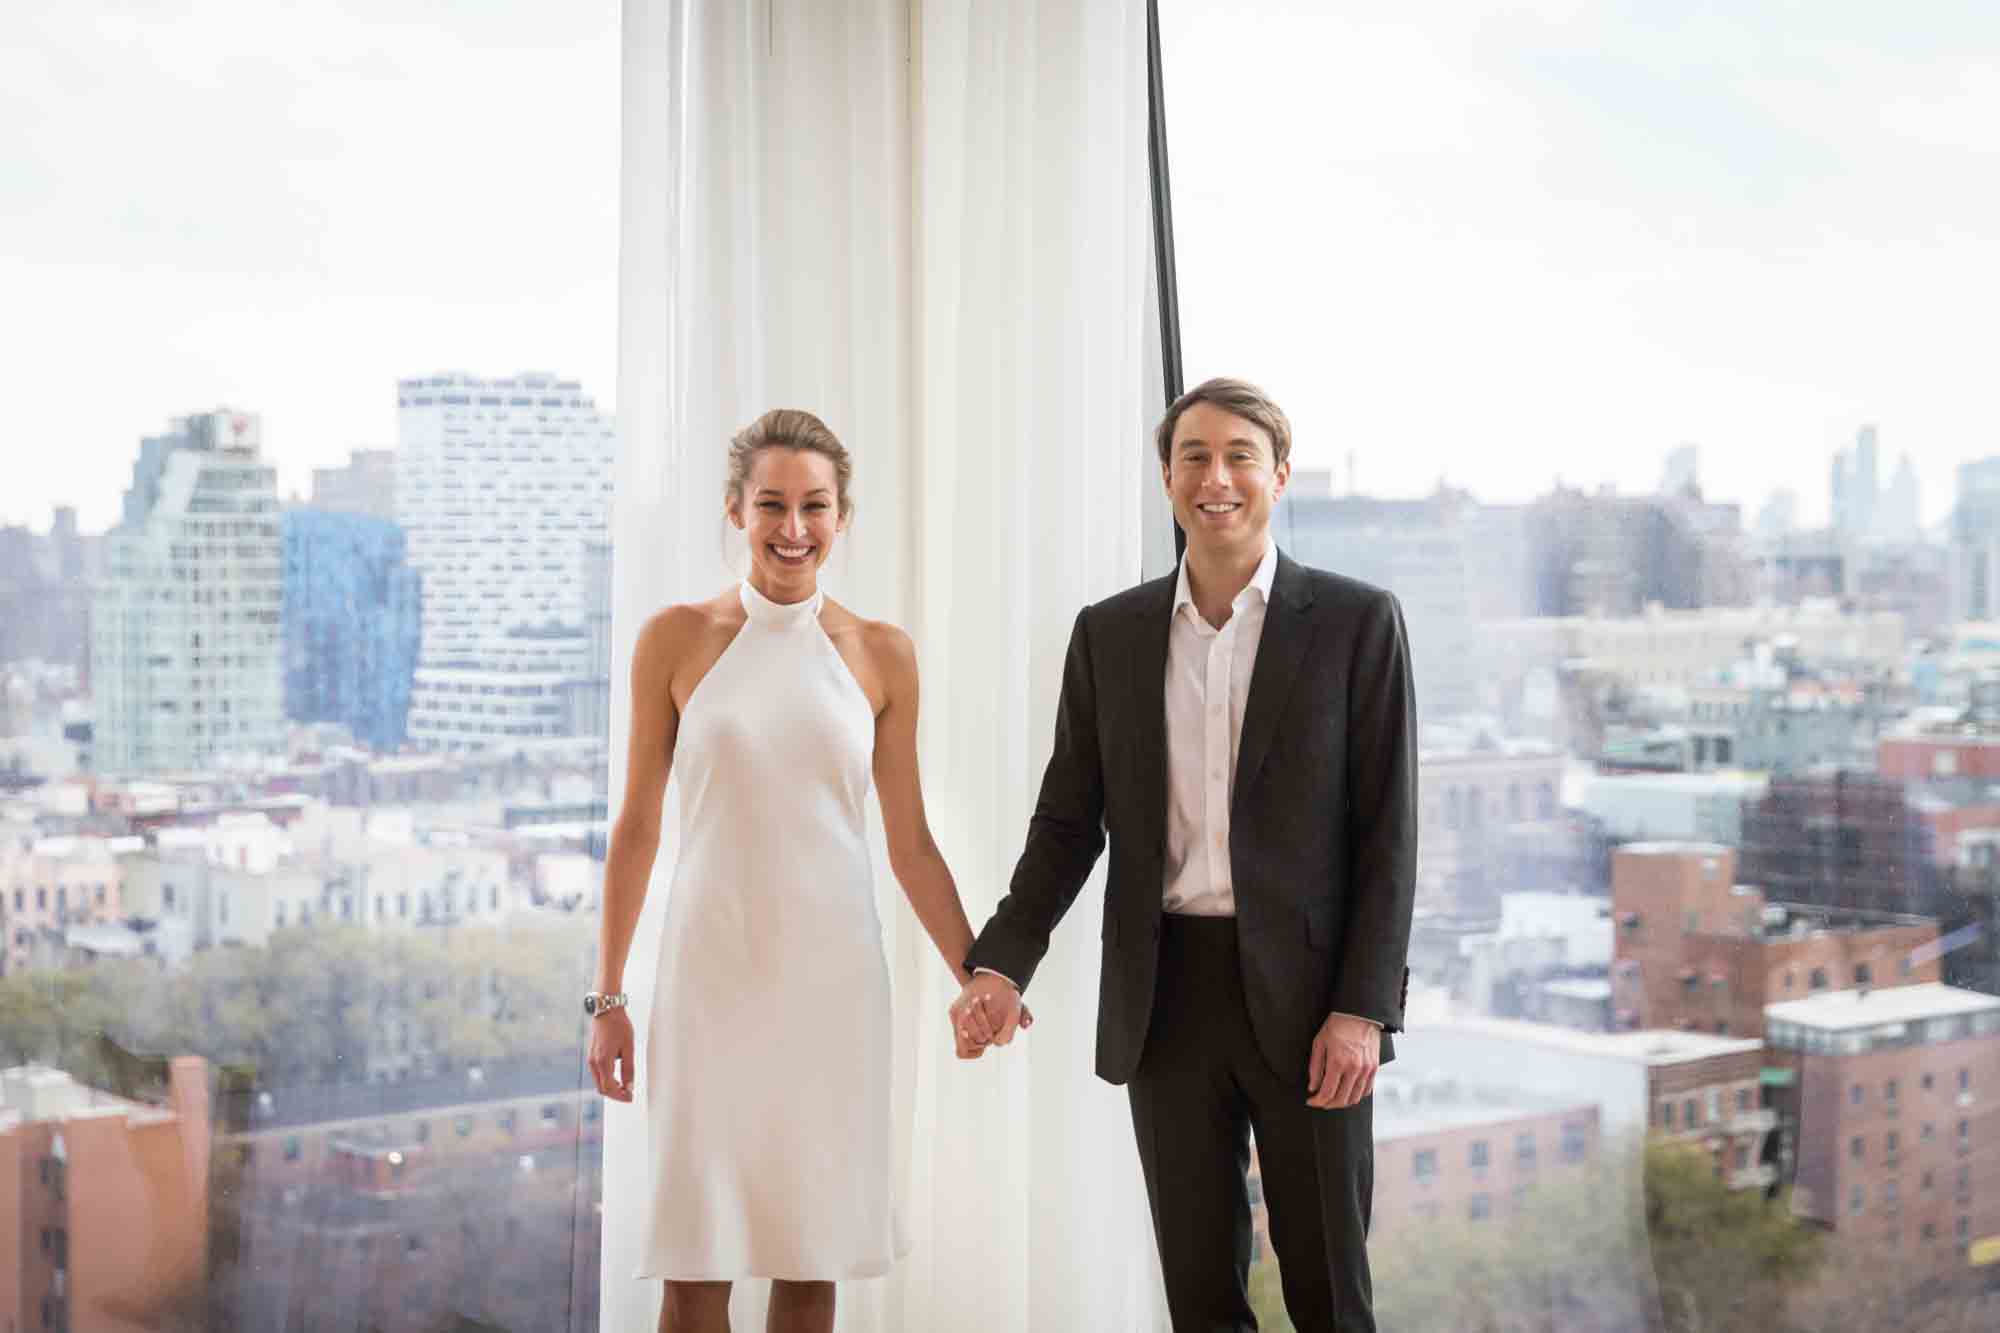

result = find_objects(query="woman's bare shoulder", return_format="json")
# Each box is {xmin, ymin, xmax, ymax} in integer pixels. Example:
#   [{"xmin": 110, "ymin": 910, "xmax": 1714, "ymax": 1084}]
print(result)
[
  {"xmin": 824, "ymin": 600, "xmax": 916, "ymax": 675},
  {"xmin": 637, "ymin": 591, "xmax": 744, "ymax": 662}
]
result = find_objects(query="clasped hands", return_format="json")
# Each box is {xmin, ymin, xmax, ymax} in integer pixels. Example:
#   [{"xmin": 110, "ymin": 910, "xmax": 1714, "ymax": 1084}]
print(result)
[
  {"xmin": 947, "ymin": 976, "xmax": 1377, "ymax": 1107},
  {"xmin": 949, "ymin": 972, "xmax": 1032, "ymax": 1059}
]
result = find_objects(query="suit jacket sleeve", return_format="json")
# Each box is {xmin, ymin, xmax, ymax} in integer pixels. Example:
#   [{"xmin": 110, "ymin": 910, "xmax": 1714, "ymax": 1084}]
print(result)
[
  {"xmin": 1334, "ymin": 588, "xmax": 1418, "ymax": 1031},
  {"xmin": 962, "ymin": 607, "xmax": 1109, "ymax": 993}
]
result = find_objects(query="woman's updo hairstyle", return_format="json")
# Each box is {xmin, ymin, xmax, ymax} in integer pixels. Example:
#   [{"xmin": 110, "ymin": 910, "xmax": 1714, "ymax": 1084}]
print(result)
[{"xmin": 725, "ymin": 409, "xmax": 854, "ymax": 522}]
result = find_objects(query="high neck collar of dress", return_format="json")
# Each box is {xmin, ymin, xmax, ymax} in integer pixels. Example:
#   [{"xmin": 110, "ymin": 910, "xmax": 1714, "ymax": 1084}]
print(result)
[{"xmin": 739, "ymin": 578, "xmax": 824, "ymax": 628}]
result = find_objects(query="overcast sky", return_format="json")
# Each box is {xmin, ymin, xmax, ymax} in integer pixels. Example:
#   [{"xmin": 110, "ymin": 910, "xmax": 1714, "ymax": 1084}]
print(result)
[{"xmin": 6, "ymin": 0, "xmax": 1998, "ymax": 533}]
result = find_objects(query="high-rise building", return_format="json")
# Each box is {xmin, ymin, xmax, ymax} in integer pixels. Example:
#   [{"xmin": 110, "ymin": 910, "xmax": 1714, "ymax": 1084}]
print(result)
[
  {"xmin": 1277, "ymin": 492, "xmax": 1488, "ymax": 718},
  {"xmin": 1660, "ymin": 443, "xmax": 1700, "ymax": 499},
  {"xmin": 91, "ymin": 411, "xmax": 285, "ymax": 774},
  {"xmin": 393, "ymin": 374, "xmax": 616, "ymax": 751},
  {"xmin": 1880, "ymin": 454, "xmax": 1923, "ymax": 543},
  {"xmin": 1754, "ymin": 489, "xmax": 1798, "ymax": 539},
  {"xmin": 280, "ymin": 510, "xmax": 421, "ymax": 751},
  {"xmin": 559, "ymin": 539, "xmax": 614, "ymax": 744},
  {"xmin": 308, "ymin": 448, "xmax": 397, "ymax": 522},
  {"xmin": 1832, "ymin": 425, "xmax": 1883, "ymax": 540},
  {"xmin": 1951, "ymin": 456, "xmax": 2000, "ymax": 622}
]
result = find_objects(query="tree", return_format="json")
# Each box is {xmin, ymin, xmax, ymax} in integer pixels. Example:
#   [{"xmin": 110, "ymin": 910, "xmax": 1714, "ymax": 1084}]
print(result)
[{"xmin": 1643, "ymin": 1137, "xmax": 1822, "ymax": 1332}]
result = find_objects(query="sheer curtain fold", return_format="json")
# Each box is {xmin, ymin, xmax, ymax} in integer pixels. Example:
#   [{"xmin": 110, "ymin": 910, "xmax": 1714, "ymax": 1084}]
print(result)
[{"xmin": 611, "ymin": 2, "xmax": 1163, "ymax": 1328}]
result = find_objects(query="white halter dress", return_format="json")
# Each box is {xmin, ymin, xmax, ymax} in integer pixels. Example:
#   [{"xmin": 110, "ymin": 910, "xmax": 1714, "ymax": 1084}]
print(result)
[{"xmin": 638, "ymin": 580, "xmax": 908, "ymax": 1280}]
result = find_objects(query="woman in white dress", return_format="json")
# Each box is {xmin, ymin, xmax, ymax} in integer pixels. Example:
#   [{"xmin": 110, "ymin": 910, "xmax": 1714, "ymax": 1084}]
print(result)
[{"xmin": 585, "ymin": 409, "xmax": 1023, "ymax": 1333}]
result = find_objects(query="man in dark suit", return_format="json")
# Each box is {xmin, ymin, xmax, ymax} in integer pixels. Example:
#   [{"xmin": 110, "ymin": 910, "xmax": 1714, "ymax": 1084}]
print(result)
[{"xmin": 951, "ymin": 377, "xmax": 1417, "ymax": 1332}]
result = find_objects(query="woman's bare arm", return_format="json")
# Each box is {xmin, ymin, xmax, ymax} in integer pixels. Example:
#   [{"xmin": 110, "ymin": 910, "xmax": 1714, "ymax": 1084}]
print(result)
[
  {"xmin": 868, "ymin": 624, "xmax": 981, "ymax": 987},
  {"xmin": 593, "ymin": 607, "xmax": 692, "ymax": 994}
]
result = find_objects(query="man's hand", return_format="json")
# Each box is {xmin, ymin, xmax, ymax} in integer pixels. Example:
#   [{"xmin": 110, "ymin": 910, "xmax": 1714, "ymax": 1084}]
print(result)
[
  {"xmin": 587, "ymin": 1009, "xmax": 636, "ymax": 1103},
  {"xmin": 1306, "ymin": 1012, "xmax": 1380, "ymax": 1109},
  {"xmin": 949, "ymin": 972, "xmax": 1033, "ymax": 1058}
]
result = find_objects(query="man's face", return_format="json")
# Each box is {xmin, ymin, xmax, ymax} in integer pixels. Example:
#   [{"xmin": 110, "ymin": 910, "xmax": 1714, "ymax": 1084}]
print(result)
[{"xmin": 1163, "ymin": 401, "xmax": 1289, "ymax": 560}]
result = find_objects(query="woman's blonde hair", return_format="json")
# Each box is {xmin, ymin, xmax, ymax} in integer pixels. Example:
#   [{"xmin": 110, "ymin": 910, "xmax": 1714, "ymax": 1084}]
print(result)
[{"xmin": 725, "ymin": 409, "xmax": 854, "ymax": 520}]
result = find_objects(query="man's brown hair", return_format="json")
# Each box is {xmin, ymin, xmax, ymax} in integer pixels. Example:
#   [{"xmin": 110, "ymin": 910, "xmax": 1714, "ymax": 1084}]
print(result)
[{"xmin": 1153, "ymin": 377, "xmax": 1293, "ymax": 469}]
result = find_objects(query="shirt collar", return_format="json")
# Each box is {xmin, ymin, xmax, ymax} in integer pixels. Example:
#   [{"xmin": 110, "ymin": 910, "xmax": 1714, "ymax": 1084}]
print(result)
[{"xmin": 1173, "ymin": 541, "xmax": 1278, "ymax": 619}]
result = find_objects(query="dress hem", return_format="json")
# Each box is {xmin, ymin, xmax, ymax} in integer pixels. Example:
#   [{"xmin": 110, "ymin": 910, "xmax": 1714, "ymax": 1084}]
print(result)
[{"xmin": 633, "ymin": 1242, "xmax": 911, "ymax": 1284}]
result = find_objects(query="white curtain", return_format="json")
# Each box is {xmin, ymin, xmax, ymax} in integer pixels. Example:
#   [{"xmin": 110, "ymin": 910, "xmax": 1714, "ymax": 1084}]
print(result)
[{"xmin": 607, "ymin": 2, "xmax": 1167, "ymax": 1330}]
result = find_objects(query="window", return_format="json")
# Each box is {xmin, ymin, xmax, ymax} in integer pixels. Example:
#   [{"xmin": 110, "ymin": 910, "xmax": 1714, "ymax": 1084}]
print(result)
[
  {"xmin": 1811, "ymin": 968, "xmax": 1830, "ymax": 991},
  {"xmin": 1561, "ymin": 1122, "xmax": 1587, "ymax": 1163},
  {"xmin": 1469, "ymin": 1194, "xmax": 1491, "ymax": 1222},
  {"xmin": 1850, "ymin": 1136, "xmax": 1864, "ymax": 1161},
  {"xmin": 1469, "ymin": 1140, "xmax": 1489, "ymax": 1169},
  {"xmin": 1849, "ymin": 1184, "xmax": 1865, "ymax": 1216},
  {"xmin": 1515, "ymin": 1133, "xmax": 1537, "ymax": 1169},
  {"xmin": 1413, "ymin": 1149, "xmax": 1438, "ymax": 1182},
  {"xmin": 1854, "ymin": 962, "xmax": 1872, "ymax": 985}
]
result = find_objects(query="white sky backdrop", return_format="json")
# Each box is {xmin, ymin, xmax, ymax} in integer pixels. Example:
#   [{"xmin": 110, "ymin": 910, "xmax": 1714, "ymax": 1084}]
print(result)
[{"xmin": 6, "ymin": 0, "xmax": 1999, "ymax": 533}]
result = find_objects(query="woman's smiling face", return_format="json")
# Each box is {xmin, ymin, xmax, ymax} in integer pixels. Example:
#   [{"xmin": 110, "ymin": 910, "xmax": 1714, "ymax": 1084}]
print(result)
[{"xmin": 732, "ymin": 446, "xmax": 844, "ymax": 597}]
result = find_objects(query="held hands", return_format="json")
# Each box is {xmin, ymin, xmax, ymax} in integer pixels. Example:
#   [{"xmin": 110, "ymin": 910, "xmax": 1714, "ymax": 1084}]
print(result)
[
  {"xmin": 948, "ymin": 972, "xmax": 1034, "ymax": 1059},
  {"xmin": 1306, "ymin": 1011, "xmax": 1380, "ymax": 1109},
  {"xmin": 587, "ymin": 1008, "xmax": 637, "ymax": 1102}
]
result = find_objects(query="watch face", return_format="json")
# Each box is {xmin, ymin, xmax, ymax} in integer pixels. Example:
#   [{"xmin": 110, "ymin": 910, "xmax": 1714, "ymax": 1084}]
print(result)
[{"xmin": 583, "ymin": 994, "xmax": 599, "ymax": 1017}]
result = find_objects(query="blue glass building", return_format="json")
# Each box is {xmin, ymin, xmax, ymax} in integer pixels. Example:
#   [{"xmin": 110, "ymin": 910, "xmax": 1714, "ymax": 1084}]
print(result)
[{"xmin": 281, "ymin": 510, "xmax": 422, "ymax": 751}]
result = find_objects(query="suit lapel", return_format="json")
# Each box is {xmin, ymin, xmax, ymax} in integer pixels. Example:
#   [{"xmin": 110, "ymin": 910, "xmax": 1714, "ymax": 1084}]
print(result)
[
  {"xmin": 1233, "ymin": 552, "xmax": 1316, "ymax": 813},
  {"xmin": 1128, "ymin": 576, "xmax": 1176, "ymax": 855}
]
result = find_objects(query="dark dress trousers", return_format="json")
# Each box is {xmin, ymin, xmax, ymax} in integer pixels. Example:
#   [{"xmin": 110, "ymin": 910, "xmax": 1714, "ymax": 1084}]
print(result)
[{"xmin": 965, "ymin": 551, "xmax": 1418, "ymax": 1332}]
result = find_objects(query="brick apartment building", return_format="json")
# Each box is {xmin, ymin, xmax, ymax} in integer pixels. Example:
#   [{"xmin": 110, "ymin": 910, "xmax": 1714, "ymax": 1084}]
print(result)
[
  {"xmin": 1395, "ymin": 1017, "xmax": 1777, "ymax": 1191},
  {"xmin": 1369, "ymin": 1075, "xmax": 1602, "ymax": 1231},
  {"xmin": 213, "ymin": 1056, "xmax": 604, "ymax": 1332},
  {"xmin": 0, "ymin": 1058, "xmax": 211, "ymax": 1332},
  {"xmin": 1611, "ymin": 842, "xmax": 1941, "ymax": 1039},
  {"xmin": 1764, "ymin": 983, "xmax": 2000, "ymax": 1272}
]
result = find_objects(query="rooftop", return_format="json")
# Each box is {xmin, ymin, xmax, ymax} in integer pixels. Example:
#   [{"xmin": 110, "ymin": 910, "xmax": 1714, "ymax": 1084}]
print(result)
[
  {"xmin": 1541, "ymin": 978, "xmax": 1613, "ymax": 1001},
  {"xmin": 1616, "ymin": 840, "xmax": 1732, "ymax": 858},
  {"xmin": 1419, "ymin": 1015, "xmax": 1764, "ymax": 1066},
  {"xmin": 1373, "ymin": 1073, "xmax": 1595, "ymax": 1140},
  {"xmin": 1763, "ymin": 982, "xmax": 2000, "ymax": 1032}
]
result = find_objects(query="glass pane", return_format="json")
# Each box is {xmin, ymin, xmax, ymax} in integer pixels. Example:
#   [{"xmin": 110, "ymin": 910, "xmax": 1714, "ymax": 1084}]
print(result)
[
  {"xmin": 4, "ymin": 3, "xmax": 616, "ymax": 1328},
  {"xmin": 1160, "ymin": 2, "xmax": 2000, "ymax": 1328}
]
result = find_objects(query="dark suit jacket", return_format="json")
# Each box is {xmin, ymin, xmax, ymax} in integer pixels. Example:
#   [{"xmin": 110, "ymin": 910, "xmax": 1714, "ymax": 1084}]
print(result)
[{"xmin": 964, "ymin": 550, "xmax": 1419, "ymax": 1087}]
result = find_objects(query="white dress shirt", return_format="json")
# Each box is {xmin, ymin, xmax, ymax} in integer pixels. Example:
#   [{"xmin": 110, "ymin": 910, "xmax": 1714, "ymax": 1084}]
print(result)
[
  {"xmin": 1162, "ymin": 541, "xmax": 1278, "ymax": 916},
  {"xmin": 1159, "ymin": 542, "xmax": 1378, "ymax": 1030}
]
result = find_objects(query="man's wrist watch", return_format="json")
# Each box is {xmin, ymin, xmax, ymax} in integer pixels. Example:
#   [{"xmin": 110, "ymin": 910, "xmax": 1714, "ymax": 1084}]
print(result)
[{"xmin": 583, "ymin": 991, "xmax": 629, "ymax": 1018}]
